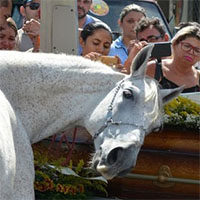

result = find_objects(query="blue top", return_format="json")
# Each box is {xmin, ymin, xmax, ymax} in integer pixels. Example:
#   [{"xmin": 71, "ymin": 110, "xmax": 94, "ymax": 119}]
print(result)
[
  {"xmin": 109, "ymin": 36, "xmax": 128, "ymax": 65},
  {"xmin": 78, "ymin": 15, "xmax": 101, "ymax": 55}
]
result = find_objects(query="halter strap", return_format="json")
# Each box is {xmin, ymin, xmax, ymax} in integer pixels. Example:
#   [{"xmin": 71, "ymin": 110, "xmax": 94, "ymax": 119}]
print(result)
[{"xmin": 93, "ymin": 79, "xmax": 148, "ymax": 139}]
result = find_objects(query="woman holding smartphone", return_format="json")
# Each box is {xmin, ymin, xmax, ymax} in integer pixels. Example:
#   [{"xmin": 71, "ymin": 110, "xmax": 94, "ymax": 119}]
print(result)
[
  {"xmin": 80, "ymin": 21, "xmax": 112, "ymax": 59},
  {"xmin": 80, "ymin": 21, "xmax": 121, "ymax": 67}
]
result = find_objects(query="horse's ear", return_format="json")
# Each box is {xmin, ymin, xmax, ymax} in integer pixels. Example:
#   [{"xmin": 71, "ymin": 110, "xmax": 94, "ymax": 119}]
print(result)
[
  {"xmin": 160, "ymin": 86, "xmax": 184, "ymax": 105},
  {"xmin": 130, "ymin": 44, "xmax": 154, "ymax": 77}
]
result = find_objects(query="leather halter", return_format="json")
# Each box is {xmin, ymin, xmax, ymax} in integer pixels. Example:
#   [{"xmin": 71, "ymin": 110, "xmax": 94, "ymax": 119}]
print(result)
[{"xmin": 93, "ymin": 79, "xmax": 147, "ymax": 139}]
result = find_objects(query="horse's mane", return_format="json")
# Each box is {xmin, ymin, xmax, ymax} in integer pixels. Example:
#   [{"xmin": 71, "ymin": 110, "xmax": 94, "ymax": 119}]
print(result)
[{"xmin": 144, "ymin": 77, "xmax": 164, "ymax": 129}]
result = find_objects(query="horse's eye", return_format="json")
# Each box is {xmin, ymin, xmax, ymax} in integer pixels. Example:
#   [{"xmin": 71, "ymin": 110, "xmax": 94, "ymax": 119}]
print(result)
[{"xmin": 123, "ymin": 89, "xmax": 133, "ymax": 99}]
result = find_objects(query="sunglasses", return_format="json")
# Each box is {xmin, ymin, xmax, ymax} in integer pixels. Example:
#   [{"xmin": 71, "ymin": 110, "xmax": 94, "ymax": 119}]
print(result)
[{"xmin": 25, "ymin": 2, "xmax": 40, "ymax": 10}]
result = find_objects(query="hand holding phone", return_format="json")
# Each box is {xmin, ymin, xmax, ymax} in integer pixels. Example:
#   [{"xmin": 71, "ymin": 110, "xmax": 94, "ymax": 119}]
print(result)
[{"xmin": 100, "ymin": 56, "xmax": 121, "ymax": 67}]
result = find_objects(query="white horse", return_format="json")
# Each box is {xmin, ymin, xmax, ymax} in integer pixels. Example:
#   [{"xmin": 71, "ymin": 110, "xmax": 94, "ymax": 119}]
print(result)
[
  {"xmin": 0, "ymin": 45, "xmax": 182, "ymax": 199},
  {"xmin": 0, "ymin": 90, "xmax": 34, "ymax": 200},
  {"xmin": 0, "ymin": 90, "xmax": 16, "ymax": 200}
]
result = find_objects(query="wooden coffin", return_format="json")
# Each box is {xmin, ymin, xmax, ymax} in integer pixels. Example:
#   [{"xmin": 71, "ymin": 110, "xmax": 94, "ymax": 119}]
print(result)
[
  {"xmin": 108, "ymin": 128, "xmax": 200, "ymax": 199},
  {"xmin": 33, "ymin": 127, "xmax": 200, "ymax": 199}
]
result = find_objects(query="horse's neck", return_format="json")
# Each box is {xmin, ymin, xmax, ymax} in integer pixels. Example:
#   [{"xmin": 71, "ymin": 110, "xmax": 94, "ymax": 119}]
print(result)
[{"xmin": 0, "ymin": 51, "xmax": 124, "ymax": 143}]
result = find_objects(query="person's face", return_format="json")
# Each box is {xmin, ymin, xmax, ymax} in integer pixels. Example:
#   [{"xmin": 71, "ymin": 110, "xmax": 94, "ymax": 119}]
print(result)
[
  {"xmin": 119, "ymin": 11, "xmax": 145, "ymax": 40},
  {"xmin": 0, "ymin": 24, "xmax": 16, "ymax": 50},
  {"xmin": 80, "ymin": 28, "xmax": 112, "ymax": 56},
  {"xmin": 22, "ymin": 0, "xmax": 40, "ymax": 21},
  {"xmin": 77, "ymin": 0, "xmax": 92, "ymax": 19},
  {"xmin": 137, "ymin": 25, "xmax": 168, "ymax": 43},
  {"xmin": 0, "ymin": 6, "xmax": 12, "ymax": 25},
  {"xmin": 175, "ymin": 37, "xmax": 200, "ymax": 64}
]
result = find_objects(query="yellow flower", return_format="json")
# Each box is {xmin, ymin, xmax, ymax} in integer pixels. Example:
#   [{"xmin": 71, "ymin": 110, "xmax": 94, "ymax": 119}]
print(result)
[{"xmin": 56, "ymin": 184, "xmax": 64, "ymax": 193}]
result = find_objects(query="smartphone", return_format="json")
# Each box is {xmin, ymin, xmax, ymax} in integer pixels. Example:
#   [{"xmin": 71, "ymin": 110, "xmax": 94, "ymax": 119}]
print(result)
[
  {"xmin": 100, "ymin": 56, "xmax": 120, "ymax": 66},
  {"xmin": 150, "ymin": 42, "xmax": 171, "ymax": 59}
]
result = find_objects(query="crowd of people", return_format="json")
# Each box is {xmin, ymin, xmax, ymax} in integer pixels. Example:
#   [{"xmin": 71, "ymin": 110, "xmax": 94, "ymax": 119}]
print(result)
[{"xmin": 0, "ymin": 0, "xmax": 200, "ymax": 93}]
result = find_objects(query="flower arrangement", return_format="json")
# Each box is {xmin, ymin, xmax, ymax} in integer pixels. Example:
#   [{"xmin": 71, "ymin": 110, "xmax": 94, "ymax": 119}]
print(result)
[
  {"xmin": 33, "ymin": 149, "xmax": 108, "ymax": 199},
  {"xmin": 164, "ymin": 96, "xmax": 200, "ymax": 131}
]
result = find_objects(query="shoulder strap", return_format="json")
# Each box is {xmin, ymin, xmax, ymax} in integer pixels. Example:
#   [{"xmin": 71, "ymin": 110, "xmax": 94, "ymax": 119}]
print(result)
[
  {"xmin": 154, "ymin": 59, "xmax": 163, "ymax": 81},
  {"xmin": 197, "ymin": 70, "xmax": 200, "ymax": 84}
]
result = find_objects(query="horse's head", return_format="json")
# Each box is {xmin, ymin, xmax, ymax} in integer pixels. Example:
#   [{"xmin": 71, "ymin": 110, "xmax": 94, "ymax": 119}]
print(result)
[{"xmin": 90, "ymin": 45, "xmax": 183, "ymax": 179}]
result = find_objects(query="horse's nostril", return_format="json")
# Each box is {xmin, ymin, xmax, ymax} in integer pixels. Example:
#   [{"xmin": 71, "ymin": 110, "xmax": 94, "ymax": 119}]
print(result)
[{"xmin": 107, "ymin": 147, "xmax": 123, "ymax": 165}]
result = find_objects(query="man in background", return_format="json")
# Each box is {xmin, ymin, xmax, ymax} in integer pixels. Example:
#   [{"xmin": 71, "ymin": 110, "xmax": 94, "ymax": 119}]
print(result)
[
  {"xmin": 124, "ymin": 17, "xmax": 169, "ymax": 73},
  {"xmin": 77, "ymin": 0, "xmax": 101, "ymax": 55},
  {"xmin": 17, "ymin": 0, "xmax": 40, "ymax": 51},
  {"xmin": 78, "ymin": 0, "xmax": 100, "ymax": 29},
  {"xmin": 135, "ymin": 17, "xmax": 169, "ymax": 43}
]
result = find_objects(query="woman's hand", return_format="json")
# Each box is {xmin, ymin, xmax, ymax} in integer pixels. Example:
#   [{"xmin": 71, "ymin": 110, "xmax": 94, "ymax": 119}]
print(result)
[{"xmin": 84, "ymin": 52, "xmax": 102, "ymax": 61}]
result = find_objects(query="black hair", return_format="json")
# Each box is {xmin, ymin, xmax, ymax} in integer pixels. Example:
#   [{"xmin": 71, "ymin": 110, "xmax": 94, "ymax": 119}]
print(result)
[
  {"xmin": 135, "ymin": 17, "xmax": 166, "ymax": 38},
  {"xmin": 80, "ymin": 21, "xmax": 113, "ymax": 42},
  {"xmin": 23, "ymin": 0, "xmax": 34, "ymax": 6}
]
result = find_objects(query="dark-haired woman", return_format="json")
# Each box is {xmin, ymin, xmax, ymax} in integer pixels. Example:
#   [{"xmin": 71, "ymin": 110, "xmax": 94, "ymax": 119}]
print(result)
[{"xmin": 79, "ymin": 21, "xmax": 113, "ymax": 60}]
